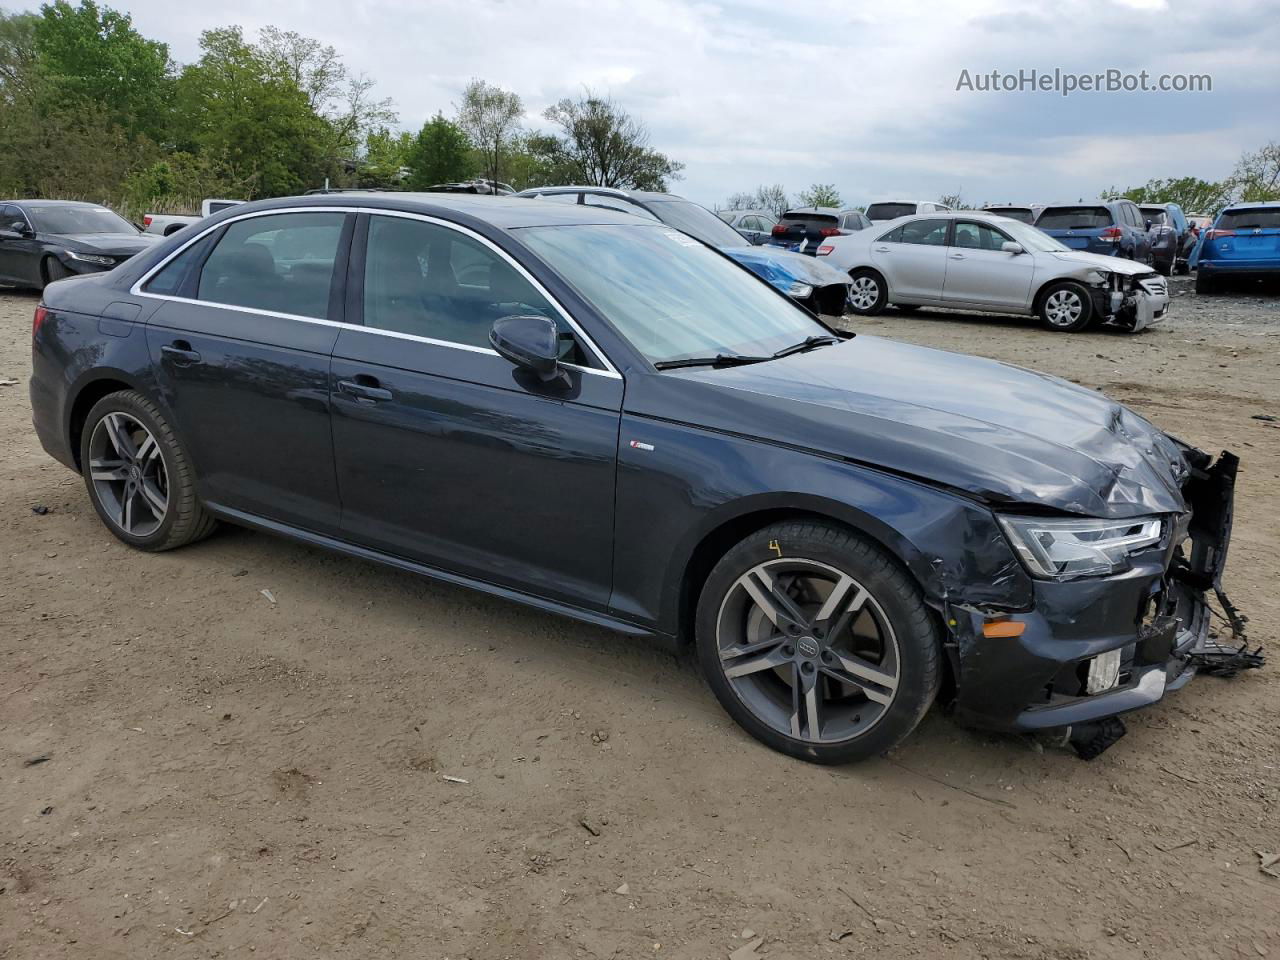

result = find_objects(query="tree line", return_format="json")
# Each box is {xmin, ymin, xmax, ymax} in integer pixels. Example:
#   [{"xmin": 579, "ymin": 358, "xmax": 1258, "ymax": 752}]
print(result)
[{"xmin": 0, "ymin": 1, "xmax": 683, "ymax": 216}]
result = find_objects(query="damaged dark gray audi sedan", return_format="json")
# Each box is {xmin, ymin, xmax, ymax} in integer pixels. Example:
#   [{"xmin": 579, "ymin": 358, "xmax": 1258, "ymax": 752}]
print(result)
[{"xmin": 29, "ymin": 194, "xmax": 1256, "ymax": 764}]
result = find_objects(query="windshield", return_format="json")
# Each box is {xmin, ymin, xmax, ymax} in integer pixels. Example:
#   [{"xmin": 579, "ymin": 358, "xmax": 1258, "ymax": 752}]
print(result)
[
  {"xmin": 866, "ymin": 202, "xmax": 915, "ymax": 221},
  {"xmin": 1035, "ymin": 206, "xmax": 1113, "ymax": 230},
  {"xmin": 646, "ymin": 199, "xmax": 747, "ymax": 248},
  {"xmin": 518, "ymin": 223, "xmax": 828, "ymax": 366},
  {"xmin": 1001, "ymin": 220, "xmax": 1071, "ymax": 253},
  {"xmin": 26, "ymin": 204, "xmax": 136, "ymax": 235}
]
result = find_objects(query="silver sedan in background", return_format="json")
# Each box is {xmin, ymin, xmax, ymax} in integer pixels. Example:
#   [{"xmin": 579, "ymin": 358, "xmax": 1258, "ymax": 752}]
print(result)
[{"xmin": 816, "ymin": 211, "xmax": 1169, "ymax": 333}]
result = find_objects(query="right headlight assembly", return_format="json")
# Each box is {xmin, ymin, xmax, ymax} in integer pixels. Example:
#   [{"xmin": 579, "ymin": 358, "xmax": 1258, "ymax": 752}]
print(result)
[{"xmin": 998, "ymin": 515, "xmax": 1163, "ymax": 580}]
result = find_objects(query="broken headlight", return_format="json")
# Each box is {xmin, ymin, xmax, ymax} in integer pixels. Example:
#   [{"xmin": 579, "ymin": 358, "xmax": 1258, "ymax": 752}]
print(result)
[
  {"xmin": 786, "ymin": 282, "xmax": 814, "ymax": 299},
  {"xmin": 998, "ymin": 515, "xmax": 1163, "ymax": 579},
  {"xmin": 1085, "ymin": 269, "xmax": 1109, "ymax": 285}
]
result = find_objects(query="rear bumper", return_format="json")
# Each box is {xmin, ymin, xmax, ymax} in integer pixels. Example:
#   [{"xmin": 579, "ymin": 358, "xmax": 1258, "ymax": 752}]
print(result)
[
  {"xmin": 1198, "ymin": 259, "xmax": 1280, "ymax": 277},
  {"xmin": 952, "ymin": 451, "xmax": 1248, "ymax": 733}
]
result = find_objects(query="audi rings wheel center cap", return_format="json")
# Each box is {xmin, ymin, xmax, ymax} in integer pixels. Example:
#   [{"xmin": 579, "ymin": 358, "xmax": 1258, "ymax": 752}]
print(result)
[
  {"xmin": 797, "ymin": 637, "xmax": 820, "ymax": 659},
  {"xmin": 129, "ymin": 465, "xmax": 141, "ymax": 482}
]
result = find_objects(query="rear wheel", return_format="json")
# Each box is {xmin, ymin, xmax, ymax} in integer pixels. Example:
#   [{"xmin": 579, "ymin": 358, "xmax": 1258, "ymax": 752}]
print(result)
[
  {"xmin": 846, "ymin": 269, "xmax": 888, "ymax": 315},
  {"xmin": 696, "ymin": 521, "xmax": 941, "ymax": 764},
  {"xmin": 1037, "ymin": 280, "xmax": 1093, "ymax": 332},
  {"xmin": 80, "ymin": 390, "xmax": 217, "ymax": 551}
]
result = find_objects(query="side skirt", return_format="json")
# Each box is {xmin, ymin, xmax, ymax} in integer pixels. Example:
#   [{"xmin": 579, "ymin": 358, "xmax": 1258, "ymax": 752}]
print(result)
[{"xmin": 205, "ymin": 502, "xmax": 660, "ymax": 640}]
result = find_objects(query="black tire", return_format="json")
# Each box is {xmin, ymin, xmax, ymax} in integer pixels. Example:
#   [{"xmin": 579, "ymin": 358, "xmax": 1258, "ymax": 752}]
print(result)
[
  {"xmin": 79, "ymin": 389, "xmax": 217, "ymax": 551},
  {"xmin": 695, "ymin": 521, "xmax": 941, "ymax": 764},
  {"xmin": 845, "ymin": 268, "xmax": 888, "ymax": 316},
  {"xmin": 41, "ymin": 256, "xmax": 72, "ymax": 289},
  {"xmin": 1037, "ymin": 280, "xmax": 1094, "ymax": 333},
  {"xmin": 1195, "ymin": 271, "xmax": 1216, "ymax": 295},
  {"xmin": 887, "ymin": 303, "xmax": 919, "ymax": 314}
]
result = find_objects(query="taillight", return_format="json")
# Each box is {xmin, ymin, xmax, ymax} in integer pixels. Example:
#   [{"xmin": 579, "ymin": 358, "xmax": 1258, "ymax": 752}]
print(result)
[
  {"xmin": 771, "ymin": 224, "xmax": 788, "ymax": 236},
  {"xmin": 1205, "ymin": 228, "xmax": 1235, "ymax": 240},
  {"xmin": 817, "ymin": 244, "xmax": 834, "ymax": 256},
  {"xmin": 1100, "ymin": 226, "xmax": 1122, "ymax": 240},
  {"xmin": 33, "ymin": 304, "xmax": 48, "ymax": 338},
  {"xmin": 819, "ymin": 227, "xmax": 842, "ymax": 237},
  {"xmin": 142, "ymin": 215, "xmax": 153, "ymax": 227}
]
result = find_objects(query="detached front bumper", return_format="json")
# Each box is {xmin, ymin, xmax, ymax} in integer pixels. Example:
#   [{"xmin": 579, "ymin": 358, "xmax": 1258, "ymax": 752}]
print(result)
[
  {"xmin": 951, "ymin": 451, "xmax": 1255, "ymax": 733},
  {"xmin": 1089, "ymin": 274, "xmax": 1170, "ymax": 332}
]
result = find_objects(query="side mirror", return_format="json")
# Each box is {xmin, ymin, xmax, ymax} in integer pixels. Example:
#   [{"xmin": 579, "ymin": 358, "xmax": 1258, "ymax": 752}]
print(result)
[
  {"xmin": 490, "ymin": 314, "xmax": 561, "ymax": 382},
  {"xmin": 1001, "ymin": 241, "xmax": 1024, "ymax": 255}
]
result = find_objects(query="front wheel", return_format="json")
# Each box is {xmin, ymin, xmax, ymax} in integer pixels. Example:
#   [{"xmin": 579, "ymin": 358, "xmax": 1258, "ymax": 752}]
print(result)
[
  {"xmin": 696, "ymin": 522, "xmax": 941, "ymax": 764},
  {"xmin": 846, "ymin": 268, "xmax": 888, "ymax": 315},
  {"xmin": 80, "ymin": 390, "xmax": 217, "ymax": 551},
  {"xmin": 1038, "ymin": 280, "xmax": 1094, "ymax": 332},
  {"xmin": 41, "ymin": 256, "xmax": 71, "ymax": 289}
]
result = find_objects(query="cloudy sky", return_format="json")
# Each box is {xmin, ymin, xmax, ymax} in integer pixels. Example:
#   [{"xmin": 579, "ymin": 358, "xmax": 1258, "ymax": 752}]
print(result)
[{"xmin": 46, "ymin": 0, "xmax": 1280, "ymax": 207}]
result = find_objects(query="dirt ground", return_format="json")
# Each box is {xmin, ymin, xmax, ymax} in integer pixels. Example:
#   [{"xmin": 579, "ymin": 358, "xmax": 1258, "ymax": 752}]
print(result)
[{"xmin": 2, "ymin": 276, "xmax": 1278, "ymax": 960}]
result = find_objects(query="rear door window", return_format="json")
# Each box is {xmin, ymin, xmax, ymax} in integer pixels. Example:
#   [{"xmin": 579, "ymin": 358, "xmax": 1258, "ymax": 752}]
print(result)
[
  {"xmin": 898, "ymin": 218, "xmax": 949, "ymax": 246},
  {"xmin": 195, "ymin": 212, "xmax": 346, "ymax": 319}
]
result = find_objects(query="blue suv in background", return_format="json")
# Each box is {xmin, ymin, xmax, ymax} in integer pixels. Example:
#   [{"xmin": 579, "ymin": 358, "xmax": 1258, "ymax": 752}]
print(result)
[
  {"xmin": 1194, "ymin": 201, "xmax": 1280, "ymax": 293},
  {"xmin": 1034, "ymin": 199, "xmax": 1153, "ymax": 264}
]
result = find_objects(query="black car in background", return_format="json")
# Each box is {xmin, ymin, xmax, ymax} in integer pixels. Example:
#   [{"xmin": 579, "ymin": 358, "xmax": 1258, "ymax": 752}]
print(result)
[
  {"xmin": 0, "ymin": 200, "xmax": 157, "ymax": 290},
  {"xmin": 768, "ymin": 206, "xmax": 872, "ymax": 255},
  {"xmin": 1139, "ymin": 202, "xmax": 1194, "ymax": 275},
  {"xmin": 28, "ymin": 193, "xmax": 1246, "ymax": 763}
]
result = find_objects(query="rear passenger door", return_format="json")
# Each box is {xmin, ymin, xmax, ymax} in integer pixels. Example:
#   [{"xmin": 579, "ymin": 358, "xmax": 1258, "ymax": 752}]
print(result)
[
  {"xmin": 869, "ymin": 218, "xmax": 950, "ymax": 300},
  {"xmin": 328, "ymin": 212, "xmax": 622, "ymax": 610},
  {"xmin": 140, "ymin": 210, "xmax": 352, "ymax": 534}
]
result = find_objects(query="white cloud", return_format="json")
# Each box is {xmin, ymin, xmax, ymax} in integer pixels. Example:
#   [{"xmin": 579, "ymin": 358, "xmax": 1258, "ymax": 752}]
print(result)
[{"xmin": 86, "ymin": 0, "xmax": 1280, "ymax": 206}]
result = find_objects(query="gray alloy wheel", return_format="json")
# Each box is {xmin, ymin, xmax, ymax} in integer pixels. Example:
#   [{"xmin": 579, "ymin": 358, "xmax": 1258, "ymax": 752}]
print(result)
[
  {"xmin": 80, "ymin": 390, "xmax": 218, "ymax": 551},
  {"xmin": 1038, "ymin": 281, "xmax": 1093, "ymax": 333},
  {"xmin": 88, "ymin": 412, "xmax": 169, "ymax": 537},
  {"xmin": 715, "ymin": 558, "xmax": 901, "ymax": 743},
  {"xmin": 696, "ymin": 521, "xmax": 941, "ymax": 764},
  {"xmin": 846, "ymin": 268, "xmax": 887, "ymax": 315}
]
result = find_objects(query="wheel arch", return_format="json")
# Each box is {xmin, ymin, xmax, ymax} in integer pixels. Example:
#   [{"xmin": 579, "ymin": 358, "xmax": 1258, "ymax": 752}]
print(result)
[
  {"xmin": 66, "ymin": 371, "xmax": 147, "ymax": 471},
  {"xmin": 672, "ymin": 493, "xmax": 937, "ymax": 649}
]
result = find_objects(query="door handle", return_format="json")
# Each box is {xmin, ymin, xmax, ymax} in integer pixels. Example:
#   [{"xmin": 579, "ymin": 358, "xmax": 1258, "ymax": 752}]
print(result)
[
  {"xmin": 338, "ymin": 377, "xmax": 393, "ymax": 404},
  {"xmin": 949, "ymin": 253, "xmax": 966, "ymax": 260},
  {"xmin": 161, "ymin": 341, "xmax": 201, "ymax": 364},
  {"xmin": 874, "ymin": 246, "xmax": 890, "ymax": 252}
]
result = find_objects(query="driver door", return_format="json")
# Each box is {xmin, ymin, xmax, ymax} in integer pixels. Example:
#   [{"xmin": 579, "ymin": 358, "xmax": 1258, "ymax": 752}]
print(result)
[{"xmin": 329, "ymin": 212, "xmax": 623, "ymax": 610}]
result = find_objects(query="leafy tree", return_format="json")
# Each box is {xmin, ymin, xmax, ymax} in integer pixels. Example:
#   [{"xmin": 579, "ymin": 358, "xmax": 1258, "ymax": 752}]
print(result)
[
  {"xmin": 538, "ymin": 90, "xmax": 682, "ymax": 190},
  {"xmin": 456, "ymin": 78, "xmax": 523, "ymax": 188},
  {"xmin": 937, "ymin": 190, "xmax": 965, "ymax": 209},
  {"xmin": 1231, "ymin": 142, "xmax": 1280, "ymax": 202},
  {"xmin": 798, "ymin": 183, "xmax": 841, "ymax": 207},
  {"xmin": 0, "ymin": 9, "xmax": 37, "ymax": 100},
  {"xmin": 34, "ymin": 0, "xmax": 173, "ymax": 142},
  {"xmin": 1104, "ymin": 176, "xmax": 1234, "ymax": 213},
  {"xmin": 174, "ymin": 27, "xmax": 330, "ymax": 198},
  {"xmin": 404, "ymin": 113, "xmax": 473, "ymax": 188},
  {"xmin": 256, "ymin": 26, "xmax": 395, "ymax": 163},
  {"xmin": 121, "ymin": 149, "xmax": 252, "ymax": 211},
  {"xmin": 721, "ymin": 184, "xmax": 790, "ymax": 217},
  {"xmin": 359, "ymin": 127, "xmax": 413, "ymax": 187}
]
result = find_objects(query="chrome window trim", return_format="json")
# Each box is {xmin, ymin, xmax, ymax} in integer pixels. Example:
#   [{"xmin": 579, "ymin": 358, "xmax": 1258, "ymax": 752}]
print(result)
[{"xmin": 128, "ymin": 205, "xmax": 622, "ymax": 380}]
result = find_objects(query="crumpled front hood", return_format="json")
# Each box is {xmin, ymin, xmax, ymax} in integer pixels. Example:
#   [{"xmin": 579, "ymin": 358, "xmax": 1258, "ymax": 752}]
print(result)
[
  {"xmin": 57, "ymin": 233, "xmax": 158, "ymax": 256},
  {"xmin": 650, "ymin": 335, "xmax": 1190, "ymax": 518},
  {"xmin": 1048, "ymin": 250, "xmax": 1156, "ymax": 276},
  {"xmin": 724, "ymin": 246, "xmax": 851, "ymax": 288}
]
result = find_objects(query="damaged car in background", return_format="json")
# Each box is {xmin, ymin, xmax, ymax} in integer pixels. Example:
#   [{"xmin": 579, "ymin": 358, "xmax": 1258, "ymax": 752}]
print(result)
[
  {"xmin": 29, "ymin": 194, "xmax": 1259, "ymax": 765},
  {"xmin": 818, "ymin": 211, "xmax": 1169, "ymax": 332}
]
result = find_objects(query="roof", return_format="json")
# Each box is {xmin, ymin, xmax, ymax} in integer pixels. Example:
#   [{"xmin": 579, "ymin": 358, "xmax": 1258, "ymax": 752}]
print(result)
[
  {"xmin": 221, "ymin": 191, "xmax": 648, "ymax": 230},
  {"xmin": 515, "ymin": 185, "xmax": 685, "ymax": 203},
  {"xmin": 6, "ymin": 199, "xmax": 105, "ymax": 208},
  {"xmin": 1222, "ymin": 200, "xmax": 1280, "ymax": 210},
  {"xmin": 782, "ymin": 206, "xmax": 849, "ymax": 216}
]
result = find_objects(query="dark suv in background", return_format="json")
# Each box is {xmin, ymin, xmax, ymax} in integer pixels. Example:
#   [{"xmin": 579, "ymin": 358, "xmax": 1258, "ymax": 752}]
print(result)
[
  {"xmin": 1139, "ymin": 202, "xmax": 1194, "ymax": 275},
  {"xmin": 1035, "ymin": 199, "xmax": 1153, "ymax": 264}
]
